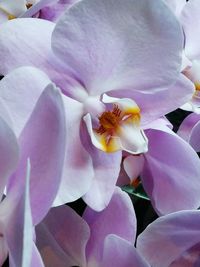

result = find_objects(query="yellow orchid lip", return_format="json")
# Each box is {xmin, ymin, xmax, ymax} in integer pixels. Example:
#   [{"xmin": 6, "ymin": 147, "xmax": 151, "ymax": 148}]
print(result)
[
  {"xmin": 84, "ymin": 94, "xmax": 148, "ymax": 154},
  {"xmin": 94, "ymin": 104, "xmax": 142, "ymax": 153}
]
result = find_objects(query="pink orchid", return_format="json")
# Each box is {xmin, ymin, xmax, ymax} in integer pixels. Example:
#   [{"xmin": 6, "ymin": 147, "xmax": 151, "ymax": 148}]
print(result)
[
  {"xmin": 0, "ymin": 0, "xmax": 192, "ymax": 211},
  {"xmin": 36, "ymin": 187, "xmax": 150, "ymax": 267},
  {"xmin": 123, "ymin": 117, "xmax": 200, "ymax": 215},
  {"xmin": 22, "ymin": 0, "xmax": 79, "ymax": 22},
  {"xmin": 137, "ymin": 209, "xmax": 200, "ymax": 267},
  {"xmin": 0, "ymin": 84, "xmax": 66, "ymax": 266},
  {"xmin": 0, "ymin": 0, "xmax": 74, "ymax": 23}
]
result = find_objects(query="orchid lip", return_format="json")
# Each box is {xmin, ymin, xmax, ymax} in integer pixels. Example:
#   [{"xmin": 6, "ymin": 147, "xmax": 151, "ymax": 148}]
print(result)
[{"xmin": 84, "ymin": 94, "xmax": 148, "ymax": 154}]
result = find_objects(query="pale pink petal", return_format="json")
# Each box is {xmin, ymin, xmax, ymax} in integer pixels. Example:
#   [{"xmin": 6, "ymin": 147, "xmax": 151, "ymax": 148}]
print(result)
[
  {"xmin": 8, "ymin": 84, "xmax": 66, "ymax": 225},
  {"xmin": 137, "ymin": 210, "xmax": 200, "ymax": 267},
  {"xmin": 52, "ymin": 0, "xmax": 183, "ymax": 95},
  {"xmin": 83, "ymin": 187, "xmax": 136, "ymax": 265},
  {"xmin": 0, "ymin": 17, "xmax": 79, "ymax": 92},
  {"xmin": 53, "ymin": 95, "xmax": 93, "ymax": 205},
  {"xmin": 81, "ymin": 124, "xmax": 122, "ymax": 211},
  {"xmin": 142, "ymin": 129, "xmax": 200, "ymax": 215},
  {"xmin": 102, "ymin": 235, "xmax": 150, "ymax": 267},
  {"xmin": 0, "ymin": 66, "xmax": 51, "ymax": 137},
  {"xmin": 2, "ymin": 160, "xmax": 33, "ymax": 267},
  {"xmin": 36, "ymin": 205, "xmax": 90, "ymax": 267}
]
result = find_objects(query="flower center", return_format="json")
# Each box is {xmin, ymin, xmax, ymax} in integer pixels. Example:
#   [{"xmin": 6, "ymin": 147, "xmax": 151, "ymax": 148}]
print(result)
[
  {"xmin": 84, "ymin": 95, "xmax": 148, "ymax": 154},
  {"xmin": 26, "ymin": 3, "xmax": 33, "ymax": 9},
  {"xmin": 195, "ymin": 82, "xmax": 200, "ymax": 91},
  {"xmin": 97, "ymin": 105, "xmax": 121, "ymax": 134}
]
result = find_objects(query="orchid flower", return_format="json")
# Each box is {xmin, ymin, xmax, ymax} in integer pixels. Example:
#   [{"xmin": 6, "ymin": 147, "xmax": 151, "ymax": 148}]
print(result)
[
  {"xmin": 165, "ymin": 0, "xmax": 200, "ymax": 113},
  {"xmin": 137, "ymin": 209, "xmax": 200, "ymax": 267},
  {"xmin": 123, "ymin": 117, "xmax": 200, "ymax": 215},
  {"xmin": 0, "ymin": 0, "xmax": 73, "ymax": 23},
  {"xmin": 22, "ymin": 0, "xmax": 79, "ymax": 22},
  {"xmin": 35, "ymin": 187, "xmax": 150, "ymax": 267},
  {"xmin": 0, "ymin": 0, "xmax": 192, "ymax": 210},
  {"xmin": 0, "ymin": 84, "xmax": 66, "ymax": 266}
]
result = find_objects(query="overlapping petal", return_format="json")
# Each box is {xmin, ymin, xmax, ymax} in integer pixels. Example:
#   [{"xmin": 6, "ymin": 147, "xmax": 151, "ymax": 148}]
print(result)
[
  {"xmin": 53, "ymin": 95, "xmax": 94, "ymax": 205},
  {"xmin": 141, "ymin": 128, "xmax": 200, "ymax": 215},
  {"xmin": 0, "ymin": 18, "xmax": 56, "ymax": 77},
  {"xmin": 8, "ymin": 84, "xmax": 66, "ymax": 225},
  {"xmin": 0, "ymin": 66, "xmax": 51, "ymax": 137},
  {"xmin": 83, "ymin": 187, "xmax": 136, "ymax": 265},
  {"xmin": 108, "ymin": 74, "xmax": 194, "ymax": 126},
  {"xmin": 102, "ymin": 235, "xmax": 150, "ymax": 267},
  {"xmin": 137, "ymin": 210, "xmax": 200, "ymax": 267},
  {"xmin": 36, "ymin": 187, "xmax": 137, "ymax": 267},
  {"xmin": 3, "ymin": 160, "xmax": 33, "ymax": 267},
  {"xmin": 36, "ymin": 205, "xmax": 90, "ymax": 266},
  {"xmin": 81, "ymin": 124, "xmax": 122, "ymax": 211}
]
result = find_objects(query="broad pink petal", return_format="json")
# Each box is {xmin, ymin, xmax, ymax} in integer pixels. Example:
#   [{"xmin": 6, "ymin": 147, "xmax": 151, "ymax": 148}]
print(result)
[
  {"xmin": 102, "ymin": 235, "xmax": 150, "ymax": 267},
  {"xmin": 36, "ymin": 205, "xmax": 90, "ymax": 267},
  {"xmin": 0, "ymin": 66, "xmax": 51, "ymax": 137},
  {"xmin": 83, "ymin": 187, "xmax": 136, "ymax": 265},
  {"xmin": 137, "ymin": 210, "xmax": 200, "ymax": 267},
  {"xmin": 52, "ymin": 0, "xmax": 183, "ymax": 95},
  {"xmin": 141, "ymin": 128, "xmax": 200, "ymax": 215},
  {"xmin": 178, "ymin": 113, "xmax": 200, "ymax": 152},
  {"xmin": 8, "ymin": 84, "xmax": 66, "ymax": 225},
  {"xmin": 0, "ymin": 17, "xmax": 79, "ymax": 92},
  {"xmin": 0, "ymin": 18, "xmax": 54, "ymax": 74},
  {"xmin": 53, "ymin": 95, "xmax": 93, "ymax": 205},
  {"xmin": 180, "ymin": 0, "xmax": 200, "ymax": 60}
]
